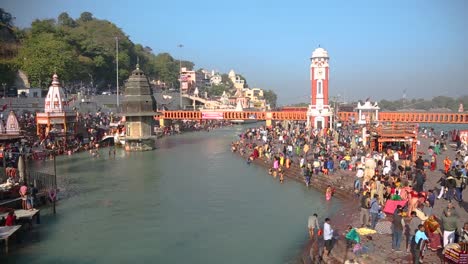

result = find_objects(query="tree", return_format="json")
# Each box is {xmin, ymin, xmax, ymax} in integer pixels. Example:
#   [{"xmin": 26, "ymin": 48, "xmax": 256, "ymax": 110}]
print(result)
[
  {"xmin": 58, "ymin": 12, "xmax": 76, "ymax": 27},
  {"xmin": 237, "ymin": 74, "xmax": 248, "ymax": 88},
  {"xmin": 78, "ymin": 12, "xmax": 93, "ymax": 23},
  {"xmin": 180, "ymin": 60, "xmax": 194, "ymax": 70},
  {"xmin": 0, "ymin": 8, "xmax": 14, "ymax": 29},
  {"xmin": 263, "ymin": 89, "xmax": 278, "ymax": 108},
  {"xmin": 221, "ymin": 73, "xmax": 234, "ymax": 88},
  {"xmin": 210, "ymin": 84, "xmax": 230, "ymax": 97},
  {"xmin": 30, "ymin": 19, "xmax": 56, "ymax": 35},
  {"xmin": 17, "ymin": 32, "xmax": 79, "ymax": 88}
]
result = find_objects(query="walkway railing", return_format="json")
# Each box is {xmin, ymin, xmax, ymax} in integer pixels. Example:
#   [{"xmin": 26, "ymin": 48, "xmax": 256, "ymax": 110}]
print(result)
[
  {"xmin": 160, "ymin": 110, "xmax": 468, "ymax": 124},
  {"xmin": 337, "ymin": 112, "xmax": 468, "ymax": 124}
]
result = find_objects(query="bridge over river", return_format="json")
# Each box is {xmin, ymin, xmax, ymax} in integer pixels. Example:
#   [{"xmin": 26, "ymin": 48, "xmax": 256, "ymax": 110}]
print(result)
[{"xmin": 158, "ymin": 109, "xmax": 468, "ymax": 127}]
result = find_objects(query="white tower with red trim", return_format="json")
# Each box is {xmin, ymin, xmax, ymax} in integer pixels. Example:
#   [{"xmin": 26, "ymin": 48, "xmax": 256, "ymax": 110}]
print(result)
[{"xmin": 307, "ymin": 47, "xmax": 333, "ymax": 129}]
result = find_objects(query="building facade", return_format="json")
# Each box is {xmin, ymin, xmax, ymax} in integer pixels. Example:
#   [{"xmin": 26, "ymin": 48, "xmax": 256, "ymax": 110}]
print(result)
[
  {"xmin": 180, "ymin": 67, "xmax": 204, "ymax": 94},
  {"xmin": 228, "ymin": 69, "xmax": 245, "ymax": 90},
  {"xmin": 307, "ymin": 47, "xmax": 332, "ymax": 129}
]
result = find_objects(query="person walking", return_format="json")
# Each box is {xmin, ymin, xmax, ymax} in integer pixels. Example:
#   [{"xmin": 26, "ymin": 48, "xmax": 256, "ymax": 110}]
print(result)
[
  {"xmin": 369, "ymin": 194, "xmax": 380, "ymax": 229},
  {"xmin": 445, "ymin": 174, "xmax": 456, "ymax": 202},
  {"xmin": 308, "ymin": 213, "xmax": 319, "ymax": 240},
  {"xmin": 441, "ymin": 210, "xmax": 458, "ymax": 247},
  {"xmin": 436, "ymin": 175, "xmax": 447, "ymax": 199},
  {"xmin": 444, "ymin": 156, "xmax": 452, "ymax": 174},
  {"xmin": 360, "ymin": 192, "xmax": 370, "ymax": 227},
  {"xmin": 412, "ymin": 224, "xmax": 429, "ymax": 264},
  {"xmin": 392, "ymin": 207, "xmax": 404, "ymax": 252},
  {"xmin": 406, "ymin": 211, "xmax": 420, "ymax": 253},
  {"xmin": 323, "ymin": 218, "xmax": 334, "ymax": 257}
]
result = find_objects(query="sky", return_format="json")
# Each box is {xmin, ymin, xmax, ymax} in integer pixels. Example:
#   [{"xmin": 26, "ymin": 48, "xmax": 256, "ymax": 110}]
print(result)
[{"xmin": 4, "ymin": 0, "xmax": 468, "ymax": 105}]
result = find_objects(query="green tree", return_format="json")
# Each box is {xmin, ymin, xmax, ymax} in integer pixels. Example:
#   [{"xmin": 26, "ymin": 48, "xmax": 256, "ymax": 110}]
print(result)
[
  {"xmin": 17, "ymin": 32, "xmax": 79, "ymax": 88},
  {"xmin": 154, "ymin": 53, "xmax": 179, "ymax": 86},
  {"xmin": 263, "ymin": 89, "xmax": 278, "ymax": 108},
  {"xmin": 210, "ymin": 84, "xmax": 230, "ymax": 96},
  {"xmin": 77, "ymin": 12, "xmax": 94, "ymax": 23},
  {"xmin": 58, "ymin": 12, "xmax": 76, "ymax": 28},
  {"xmin": 237, "ymin": 74, "xmax": 248, "ymax": 88},
  {"xmin": 0, "ymin": 8, "xmax": 14, "ymax": 29},
  {"xmin": 30, "ymin": 19, "xmax": 56, "ymax": 35}
]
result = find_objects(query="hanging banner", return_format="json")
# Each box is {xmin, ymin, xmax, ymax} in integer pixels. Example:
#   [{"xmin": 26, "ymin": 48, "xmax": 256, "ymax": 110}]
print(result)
[{"xmin": 202, "ymin": 112, "xmax": 223, "ymax": 120}]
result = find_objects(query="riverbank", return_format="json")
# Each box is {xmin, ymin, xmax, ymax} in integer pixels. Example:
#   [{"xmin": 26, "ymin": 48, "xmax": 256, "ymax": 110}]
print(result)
[
  {"xmin": 233, "ymin": 140, "xmax": 359, "ymax": 263},
  {"xmin": 232, "ymin": 129, "xmax": 468, "ymax": 264}
]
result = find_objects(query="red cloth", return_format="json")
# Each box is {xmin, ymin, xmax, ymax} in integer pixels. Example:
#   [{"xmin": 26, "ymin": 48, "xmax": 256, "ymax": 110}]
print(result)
[
  {"xmin": 5, "ymin": 214, "xmax": 15, "ymax": 226},
  {"xmin": 383, "ymin": 200, "xmax": 407, "ymax": 214}
]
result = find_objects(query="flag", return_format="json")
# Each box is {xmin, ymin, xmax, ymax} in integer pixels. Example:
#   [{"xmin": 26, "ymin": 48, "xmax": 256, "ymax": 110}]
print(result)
[{"xmin": 1, "ymin": 104, "xmax": 7, "ymax": 111}]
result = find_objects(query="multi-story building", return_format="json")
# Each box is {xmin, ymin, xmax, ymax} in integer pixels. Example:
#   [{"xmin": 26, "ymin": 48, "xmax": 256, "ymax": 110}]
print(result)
[
  {"xmin": 243, "ymin": 88, "xmax": 267, "ymax": 109},
  {"xmin": 228, "ymin": 69, "xmax": 245, "ymax": 90},
  {"xmin": 180, "ymin": 67, "xmax": 204, "ymax": 94},
  {"xmin": 210, "ymin": 72, "xmax": 222, "ymax": 85}
]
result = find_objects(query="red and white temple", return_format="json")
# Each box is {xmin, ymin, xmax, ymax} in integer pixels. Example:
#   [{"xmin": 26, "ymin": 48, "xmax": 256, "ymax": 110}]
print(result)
[
  {"xmin": 307, "ymin": 47, "xmax": 333, "ymax": 129},
  {"xmin": 36, "ymin": 74, "xmax": 76, "ymax": 140}
]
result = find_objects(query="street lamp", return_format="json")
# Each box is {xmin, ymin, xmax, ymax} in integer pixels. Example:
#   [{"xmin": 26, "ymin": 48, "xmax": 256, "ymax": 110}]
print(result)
[
  {"xmin": 115, "ymin": 37, "xmax": 120, "ymax": 112},
  {"xmin": 178, "ymin": 44, "xmax": 183, "ymax": 109},
  {"xmin": 1, "ymin": 83, "xmax": 5, "ymax": 98}
]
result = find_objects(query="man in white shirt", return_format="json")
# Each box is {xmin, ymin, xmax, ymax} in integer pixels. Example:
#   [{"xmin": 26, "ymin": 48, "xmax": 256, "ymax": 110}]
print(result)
[{"xmin": 323, "ymin": 218, "xmax": 334, "ymax": 256}]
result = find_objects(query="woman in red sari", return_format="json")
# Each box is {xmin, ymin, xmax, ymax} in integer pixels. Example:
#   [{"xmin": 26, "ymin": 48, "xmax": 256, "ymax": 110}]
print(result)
[
  {"xmin": 430, "ymin": 154, "xmax": 437, "ymax": 171},
  {"xmin": 423, "ymin": 215, "xmax": 442, "ymax": 251}
]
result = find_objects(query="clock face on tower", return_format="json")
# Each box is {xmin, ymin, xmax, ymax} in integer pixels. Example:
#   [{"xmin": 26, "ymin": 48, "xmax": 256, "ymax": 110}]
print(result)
[{"xmin": 315, "ymin": 69, "xmax": 324, "ymax": 80}]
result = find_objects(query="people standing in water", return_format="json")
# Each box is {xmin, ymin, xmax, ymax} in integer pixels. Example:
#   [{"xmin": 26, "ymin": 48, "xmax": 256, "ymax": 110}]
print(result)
[
  {"xmin": 308, "ymin": 213, "xmax": 320, "ymax": 239},
  {"xmin": 325, "ymin": 185, "xmax": 333, "ymax": 201}
]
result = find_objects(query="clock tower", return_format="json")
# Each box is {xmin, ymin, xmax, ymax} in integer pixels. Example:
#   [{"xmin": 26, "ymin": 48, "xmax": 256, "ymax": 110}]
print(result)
[{"xmin": 307, "ymin": 47, "xmax": 332, "ymax": 129}]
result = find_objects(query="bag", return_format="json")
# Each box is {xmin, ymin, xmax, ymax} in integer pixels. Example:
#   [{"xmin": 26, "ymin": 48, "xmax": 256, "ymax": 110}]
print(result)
[{"xmin": 317, "ymin": 229, "xmax": 323, "ymax": 236}]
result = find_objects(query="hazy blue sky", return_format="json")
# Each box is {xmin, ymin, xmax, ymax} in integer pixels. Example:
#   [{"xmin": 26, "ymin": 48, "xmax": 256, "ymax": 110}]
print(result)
[{"xmin": 4, "ymin": 0, "xmax": 468, "ymax": 105}]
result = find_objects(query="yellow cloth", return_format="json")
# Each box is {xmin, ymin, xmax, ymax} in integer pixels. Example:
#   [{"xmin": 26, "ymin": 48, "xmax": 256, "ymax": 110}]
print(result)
[
  {"xmin": 356, "ymin": 228, "xmax": 377, "ymax": 236},
  {"xmin": 414, "ymin": 208, "xmax": 428, "ymax": 221}
]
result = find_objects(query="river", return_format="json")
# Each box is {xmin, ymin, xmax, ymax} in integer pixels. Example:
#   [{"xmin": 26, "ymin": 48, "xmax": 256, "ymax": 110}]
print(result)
[{"xmin": 2, "ymin": 126, "xmax": 340, "ymax": 264}]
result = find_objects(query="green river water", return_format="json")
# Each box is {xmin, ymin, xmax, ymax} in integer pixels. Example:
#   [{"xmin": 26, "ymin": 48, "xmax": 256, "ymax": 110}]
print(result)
[{"xmin": 2, "ymin": 126, "xmax": 340, "ymax": 264}]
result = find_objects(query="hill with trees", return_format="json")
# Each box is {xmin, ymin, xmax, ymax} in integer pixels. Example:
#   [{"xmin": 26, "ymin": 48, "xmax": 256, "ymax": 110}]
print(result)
[{"xmin": 0, "ymin": 9, "xmax": 193, "ymax": 93}]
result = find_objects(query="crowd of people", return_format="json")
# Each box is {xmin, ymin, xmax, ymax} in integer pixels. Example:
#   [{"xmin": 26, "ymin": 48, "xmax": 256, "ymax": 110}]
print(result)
[{"xmin": 232, "ymin": 122, "xmax": 467, "ymax": 263}]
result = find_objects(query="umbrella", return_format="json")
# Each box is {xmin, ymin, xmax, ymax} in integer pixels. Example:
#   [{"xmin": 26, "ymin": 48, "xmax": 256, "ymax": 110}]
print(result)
[{"xmin": 18, "ymin": 155, "xmax": 25, "ymax": 182}]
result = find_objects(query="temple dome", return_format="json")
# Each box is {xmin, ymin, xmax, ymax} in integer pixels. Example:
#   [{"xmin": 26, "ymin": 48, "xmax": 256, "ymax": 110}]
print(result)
[
  {"xmin": 228, "ymin": 69, "xmax": 236, "ymax": 78},
  {"xmin": 312, "ymin": 47, "xmax": 329, "ymax": 58},
  {"xmin": 44, "ymin": 73, "xmax": 69, "ymax": 113}
]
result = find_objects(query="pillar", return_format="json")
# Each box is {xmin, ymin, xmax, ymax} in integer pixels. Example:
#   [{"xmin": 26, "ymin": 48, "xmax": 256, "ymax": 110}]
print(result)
[
  {"xmin": 265, "ymin": 112, "xmax": 272, "ymax": 128},
  {"xmin": 412, "ymin": 142, "xmax": 417, "ymax": 162},
  {"xmin": 358, "ymin": 109, "xmax": 362, "ymax": 123}
]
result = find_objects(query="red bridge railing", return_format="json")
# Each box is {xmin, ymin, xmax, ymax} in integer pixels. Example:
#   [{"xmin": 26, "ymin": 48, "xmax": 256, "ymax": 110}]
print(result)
[{"xmin": 159, "ymin": 110, "xmax": 468, "ymax": 124}]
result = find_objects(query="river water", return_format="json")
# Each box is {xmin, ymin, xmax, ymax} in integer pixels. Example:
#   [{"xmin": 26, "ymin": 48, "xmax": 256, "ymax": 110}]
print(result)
[{"xmin": 2, "ymin": 126, "xmax": 340, "ymax": 264}]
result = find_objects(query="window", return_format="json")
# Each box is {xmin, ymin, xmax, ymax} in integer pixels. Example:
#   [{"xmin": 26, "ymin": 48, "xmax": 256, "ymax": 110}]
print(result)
[{"xmin": 317, "ymin": 81, "xmax": 322, "ymax": 95}]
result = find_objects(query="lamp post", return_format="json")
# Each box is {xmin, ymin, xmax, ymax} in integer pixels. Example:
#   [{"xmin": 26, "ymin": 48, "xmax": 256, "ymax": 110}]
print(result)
[
  {"xmin": 115, "ymin": 37, "xmax": 120, "ymax": 112},
  {"xmin": 2, "ymin": 83, "xmax": 6, "ymax": 98},
  {"xmin": 108, "ymin": 84, "xmax": 111, "ymax": 95},
  {"xmin": 177, "ymin": 44, "xmax": 183, "ymax": 109}
]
